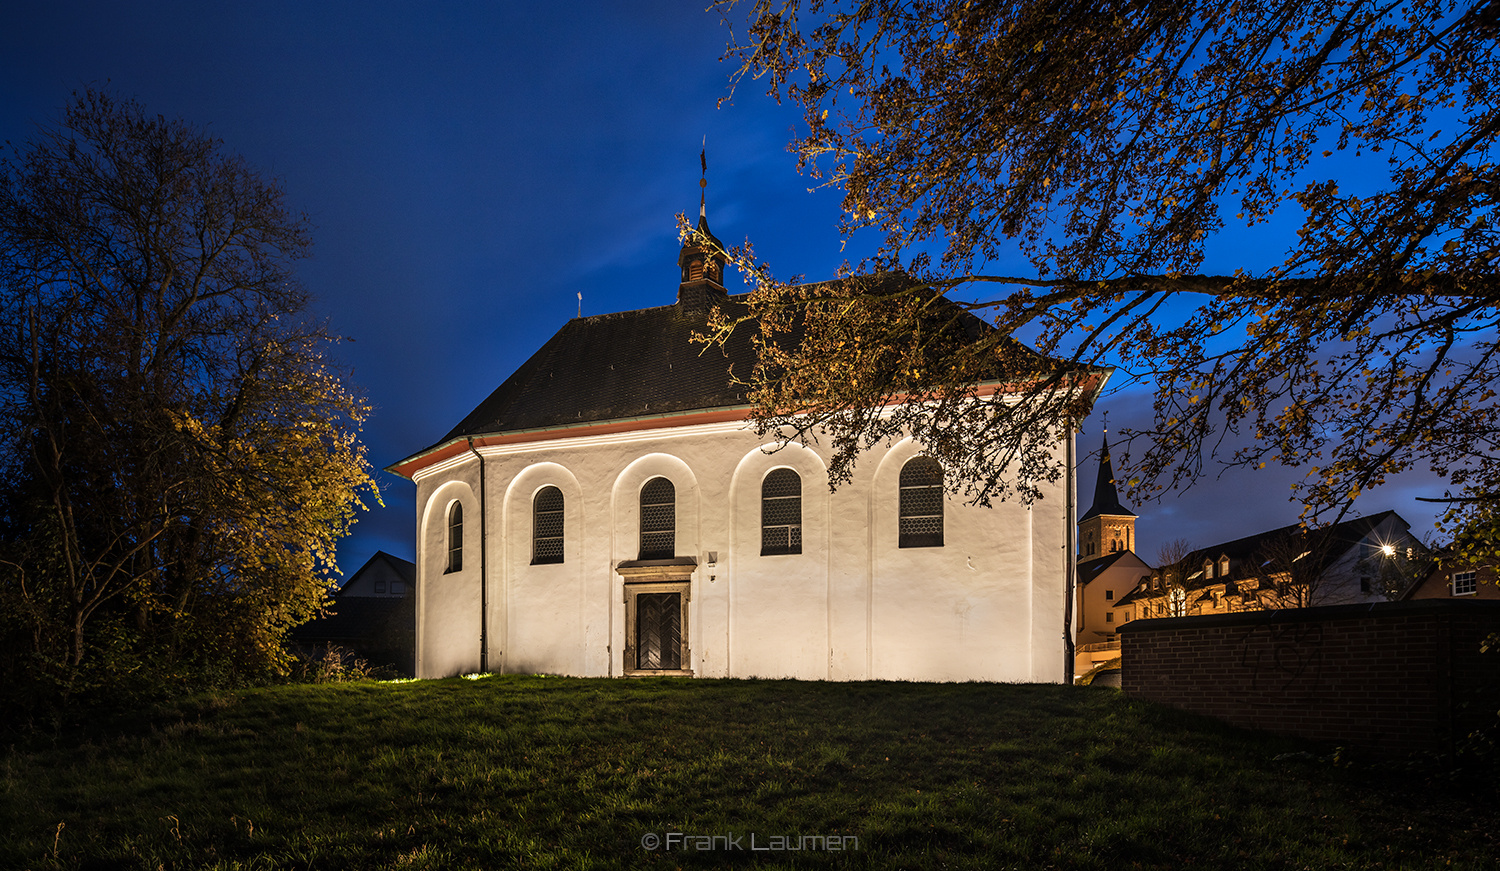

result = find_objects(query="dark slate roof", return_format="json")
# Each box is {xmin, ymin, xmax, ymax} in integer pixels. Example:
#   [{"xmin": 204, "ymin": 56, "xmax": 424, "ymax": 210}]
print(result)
[
  {"xmin": 1079, "ymin": 432, "xmax": 1135, "ymax": 521},
  {"xmin": 393, "ymin": 269, "xmax": 1101, "ymax": 472},
  {"xmin": 438, "ymin": 295, "xmax": 759, "ymax": 443},
  {"xmin": 364, "ymin": 551, "xmax": 414, "ymax": 585},
  {"xmin": 1077, "ymin": 550, "xmax": 1131, "ymax": 584}
]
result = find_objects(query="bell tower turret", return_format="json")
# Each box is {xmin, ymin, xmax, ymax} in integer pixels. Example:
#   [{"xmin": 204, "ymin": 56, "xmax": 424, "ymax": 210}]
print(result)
[
  {"xmin": 677, "ymin": 148, "xmax": 728, "ymax": 311},
  {"xmin": 1079, "ymin": 431, "xmax": 1138, "ymax": 560}
]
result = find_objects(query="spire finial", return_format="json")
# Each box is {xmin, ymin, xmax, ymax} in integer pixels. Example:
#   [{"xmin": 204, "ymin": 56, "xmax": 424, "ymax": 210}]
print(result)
[{"xmin": 699, "ymin": 138, "xmax": 707, "ymax": 218}]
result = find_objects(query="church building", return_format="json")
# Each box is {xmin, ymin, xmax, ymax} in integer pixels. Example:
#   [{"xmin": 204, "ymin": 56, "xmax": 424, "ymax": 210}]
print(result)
[
  {"xmin": 1073, "ymin": 433, "xmax": 1151, "ymax": 674},
  {"xmin": 390, "ymin": 194, "xmax": 1104, "ymax": 682}
]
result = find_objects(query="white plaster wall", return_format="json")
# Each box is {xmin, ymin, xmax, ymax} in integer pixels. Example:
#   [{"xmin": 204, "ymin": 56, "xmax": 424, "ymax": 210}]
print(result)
[
  {"xmin": 415, "ymin": 474, "xmax": 482, "ymax": 678},
  {"xmin": 869, "ymin": 437, "xmax": 1041, "ymax": 681},
  {"xmin": 727, "ymin": 443, "xmax": 830, "ymax": 679},
  {"xmin": 410, "ymin": 418, "xmax": 1072, "ymax": 684},
  {"xmin": 501, "ymin": 462, "xmax": 586, "ymax": 675}
]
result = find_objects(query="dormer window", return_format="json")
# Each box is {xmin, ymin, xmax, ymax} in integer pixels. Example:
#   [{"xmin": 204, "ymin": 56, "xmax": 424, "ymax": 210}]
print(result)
[
  {"xmin": 1203, "ymin": 559, "xmax": 1214, "ymax": 580},
  {"xmin": 1219, "ymin": 556, "xmax": 1230, "ymax": 576}
]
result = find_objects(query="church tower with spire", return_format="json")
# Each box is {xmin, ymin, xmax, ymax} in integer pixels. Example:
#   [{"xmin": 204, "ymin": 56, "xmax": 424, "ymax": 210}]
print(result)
[
  {"xmin": 1079, "ymin": 431, "xmax": 1138, "ymax": 559},
  {"xmin": 677, "ymin": 150, "xmax": 728, "ymax": 312}
]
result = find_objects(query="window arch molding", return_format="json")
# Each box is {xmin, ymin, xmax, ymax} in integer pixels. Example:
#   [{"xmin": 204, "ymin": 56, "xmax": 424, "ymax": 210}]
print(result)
[
  {"xmin": 611, "ymin": 453, "xmax": 700, "ymax": 567},
  {"xmin": 502, "ymin": 461, "xmax": 583, "ymax": 573},
  {"xmin": 422, "ymin": 481, "xmax": 476, "ymax": 580},
  {"xmin": 728, "ymin": 442, "xmax": 827, "ymax": 565}
]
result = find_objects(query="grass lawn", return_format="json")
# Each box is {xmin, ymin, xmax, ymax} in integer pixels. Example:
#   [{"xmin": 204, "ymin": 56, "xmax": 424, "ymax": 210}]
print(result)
[{"xmin": 1, "ymin": 676, "xmax": 1495, "ymax": 869}]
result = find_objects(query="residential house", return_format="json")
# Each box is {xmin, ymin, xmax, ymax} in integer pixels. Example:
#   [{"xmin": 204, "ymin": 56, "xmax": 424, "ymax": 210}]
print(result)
[
  {"xmin": 1116, "ymin": 511, "xmax": 1427, "ymax": 620},
  {"xmin": 290, "ymin": 551, "xmax": 416, "ymax": 676}
]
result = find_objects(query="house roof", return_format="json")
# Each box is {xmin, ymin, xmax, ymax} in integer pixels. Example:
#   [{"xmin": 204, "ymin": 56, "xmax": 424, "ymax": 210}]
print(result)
[
  {"xmin": 1077, "ymin": 550, "xmax": 1149, "ymax": 585},
  {"xmin": 343, "ymin": 550, "xmax": 415, "ymax": 589}
]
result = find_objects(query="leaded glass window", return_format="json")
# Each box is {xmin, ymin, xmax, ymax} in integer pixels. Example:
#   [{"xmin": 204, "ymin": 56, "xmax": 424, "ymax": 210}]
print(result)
[
  {"xmin": 446, "ymin": 502, "xmax": 463, "ymax": 573},
  {"xmin": 761, "ymin": 468, "xmax": 802, "ymax": 555},
  {"xmin": 533, "ymin": 486, "xmax": 564, "ymax": 565},
  {"xmin": 639, "ymin": 477, "xmax": 675, "ymax": 560},
  {"xmin": 899, "ymin": 456, "xmax": 944, "ymax": 548}
]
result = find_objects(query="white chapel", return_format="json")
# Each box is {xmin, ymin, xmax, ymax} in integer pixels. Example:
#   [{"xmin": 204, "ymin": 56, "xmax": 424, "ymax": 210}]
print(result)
[{"xmin": 390, "ymin": 198, "xmax": 1103, "ymax": 682}]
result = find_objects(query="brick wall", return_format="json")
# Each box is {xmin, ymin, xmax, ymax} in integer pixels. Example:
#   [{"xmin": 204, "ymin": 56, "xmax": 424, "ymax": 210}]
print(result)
[{"xmin": 1119, "ymin": 600, "xmax": 1500, "ymax": 754}]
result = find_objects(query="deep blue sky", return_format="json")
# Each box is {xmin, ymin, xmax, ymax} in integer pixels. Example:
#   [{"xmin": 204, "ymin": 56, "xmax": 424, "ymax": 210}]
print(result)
[{"xmin": 1, "ymin": 2, "xmax": 1445, "ymax": 575}]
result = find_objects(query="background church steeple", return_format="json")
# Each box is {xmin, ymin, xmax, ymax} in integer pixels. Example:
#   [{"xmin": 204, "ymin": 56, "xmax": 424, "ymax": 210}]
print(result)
[
  {"xmin": 1079, "ymin": 430, "xmax": 1138, "ymax": 560},
  {"xmin": 677, "ymin": 144, "xmax": 727, "ymax": 310}
]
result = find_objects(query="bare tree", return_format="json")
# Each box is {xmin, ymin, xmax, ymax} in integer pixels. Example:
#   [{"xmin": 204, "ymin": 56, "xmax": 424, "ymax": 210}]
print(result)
[
  {"xmin": 1155, "ymin": 539, "xmax": 1194, "ymax": 571},
  {"xmin": 708, "ymin": 0, "xmax": 1500, "ymax": 549}
]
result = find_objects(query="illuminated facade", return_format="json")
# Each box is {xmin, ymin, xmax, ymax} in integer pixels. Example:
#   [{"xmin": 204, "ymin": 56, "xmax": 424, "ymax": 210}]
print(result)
[{"xmin": 390, "ymin": 206, "xmax": 1101, "ymax": 682}]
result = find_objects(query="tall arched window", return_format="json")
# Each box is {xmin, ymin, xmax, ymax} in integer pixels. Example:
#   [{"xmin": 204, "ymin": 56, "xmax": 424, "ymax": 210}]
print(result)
[
  {"xmin": 639, "ymin": 477, "xmax": 675, "ymax": 560},
  {"xmin": 532, "ymin": 486, "xmax": 564, "ymax": 565},
  {"xmin": 445, "ymin": 502, "xmax": 463, "ymax": 573},
  {"xmin": 761, "ymin": 468, "xmax": 802, "ymax": 555},
  {"xmin": 899, "ymin": 456, "xmax": 944, "ymax": 548}
]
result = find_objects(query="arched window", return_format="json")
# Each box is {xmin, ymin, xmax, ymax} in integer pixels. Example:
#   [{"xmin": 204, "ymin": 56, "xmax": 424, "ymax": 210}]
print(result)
[
  {"xmin": 639, "ymin": 477, "xmax": 675, "ymax": 560},
  {"xmin": 761, "ymin": 468, "xmax": 802, "ymax": 555},
  {"xmin": 532, "ymin": 486, "xmax": 564, "ymax": 565},
  {"xmin": 898, "ymin": 456, "xmax": 944, "ymax": 548},
  {"xmin": 445, "ymin": 502, "xmax": 463, "ymax": 573}
]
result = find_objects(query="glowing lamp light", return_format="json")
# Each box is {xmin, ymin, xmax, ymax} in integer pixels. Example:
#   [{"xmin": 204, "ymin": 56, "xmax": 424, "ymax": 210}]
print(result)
[{"xmin": 1381, "ymin": 544, "xmax": 1396, "ymax": 557}]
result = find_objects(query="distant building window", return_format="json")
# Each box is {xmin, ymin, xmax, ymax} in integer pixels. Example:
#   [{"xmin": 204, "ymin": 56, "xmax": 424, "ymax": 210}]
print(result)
[
  {"xmin": 899, "ymin": 456, "xmax": 944, "ymax": 548},
  {"xmin": 1203, "ymin": 560, "xmax": 1215, "ymax": 580},
  {"xmin": 533, "ymin": 486, "xmax": 565, "ymax": 564},
  {"xmin": 1169, "ymin": 586, "xmax": 1187, "ymax": 617},
  {"xmin": 640, "ymin": 477, "xmax": 676, "ymax": 560},
  {"xmin": 1219, "ymin": 556, "xmax": 1230, "ymax": 576},
  {"xmin": 1454, "ymin": 571, "xmax": 1478, "ymax": 596},
  {"xmin": 761, "ymin": 468, "xmax": 802, "ymax": 555},
  {"xmin": 390, "ymin": 580, "xmax": 405, "ymax": 596},
  {"xmin": 1105, "ymin": 590, "xmax": 1114, "ymax": 600},
  {"xmin": 374, "ymin": 580, "xmax": 387, "ymax": 594},
  {"xmin": 446, "ymin": 502, "xmax": 463, "ymax": 573},
  {"xmin": 1105, "ymin": 612, "xmax": 1114, "ymax": 623}
]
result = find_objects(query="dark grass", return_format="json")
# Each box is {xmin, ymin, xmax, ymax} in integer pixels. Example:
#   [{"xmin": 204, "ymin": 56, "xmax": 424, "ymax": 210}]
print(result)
[{"xmin": 1, "ymin": 676, "xmax": 1495, "ymax": 869}]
